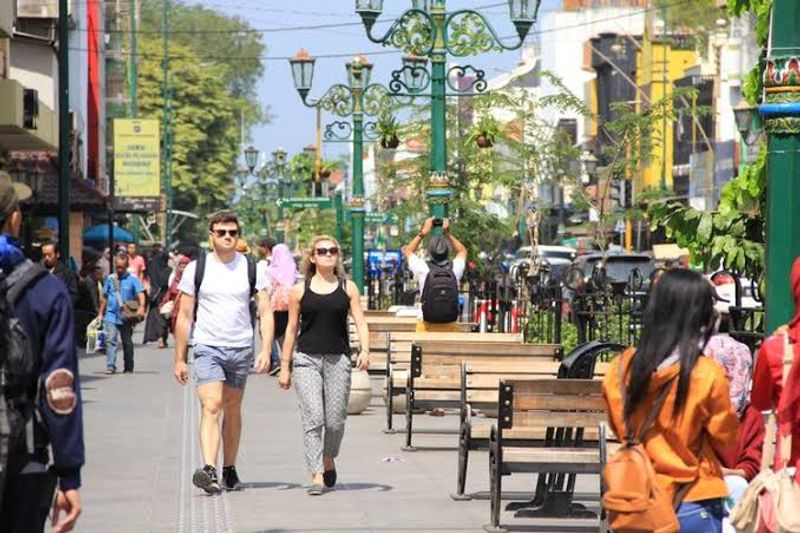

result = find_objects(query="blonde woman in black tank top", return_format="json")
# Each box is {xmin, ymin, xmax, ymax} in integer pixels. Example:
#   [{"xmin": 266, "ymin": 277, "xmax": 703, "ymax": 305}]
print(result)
[{"xmin": 278, "ymin": 235, "xmax": 370, "ymax": 495}]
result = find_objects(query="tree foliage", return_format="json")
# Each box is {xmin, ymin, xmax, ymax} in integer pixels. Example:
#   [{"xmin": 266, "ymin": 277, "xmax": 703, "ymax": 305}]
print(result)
[
  {"xmin": 139, "ymin": 0, "xmax": 269, "ymax": 126},
  {"xmin": 137, "ymin": 37, "xmax": 243, "ymax": 243}
]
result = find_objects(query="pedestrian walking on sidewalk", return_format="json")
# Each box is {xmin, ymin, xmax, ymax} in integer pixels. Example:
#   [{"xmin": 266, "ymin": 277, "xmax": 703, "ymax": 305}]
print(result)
[
  {"xmin": 267, "ymin": 243, "xmax": 298, "ymax": 375},
  {"xmin": 97, "ymin": 254, "xmax": 146, "ymax": 374},
  {"xmin": 0, "ymin": 173, "xmax": 84, "ymax": 532},
  {"xmin": 278, "ymin": 235, "xmax": 370, "ymax": 495},
  {"xmin": 173, "ymin": 212, "xmax": 274, "ymax": 494}
]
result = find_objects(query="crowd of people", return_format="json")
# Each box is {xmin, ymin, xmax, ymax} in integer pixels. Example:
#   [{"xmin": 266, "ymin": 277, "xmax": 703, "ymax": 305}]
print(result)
[{"xmin": 3, "ymin": 174, "xmax": 800, "ymax": 532}]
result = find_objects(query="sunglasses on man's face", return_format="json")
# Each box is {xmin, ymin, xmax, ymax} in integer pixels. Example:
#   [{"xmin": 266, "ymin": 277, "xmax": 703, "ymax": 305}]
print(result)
[
  {"xmin": 315, "ymin": 246, "xmax": 339, "ymax": 257},
  {"xmin": 212, "ymin": 229, "xmax": 239, "ymax": 238}
]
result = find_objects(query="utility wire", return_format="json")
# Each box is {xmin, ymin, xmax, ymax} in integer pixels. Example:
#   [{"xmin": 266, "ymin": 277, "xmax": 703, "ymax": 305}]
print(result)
[{"xmin": 71, "ymin": 0, "xmax": 686, "ymax": 36}]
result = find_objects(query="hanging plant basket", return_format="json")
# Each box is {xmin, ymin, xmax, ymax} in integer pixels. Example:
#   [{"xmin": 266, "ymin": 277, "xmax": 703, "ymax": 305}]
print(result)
[
  {"xmin": 381, "ymin": 134, "xmax": 400, "ymax": 149},
  {"xmin": 475, "ymin": 131, "xmax": 494, "ymax": 149},
  {"xmin": 320, "ymin": 168, "xmax": 332, "ymax": 178}
]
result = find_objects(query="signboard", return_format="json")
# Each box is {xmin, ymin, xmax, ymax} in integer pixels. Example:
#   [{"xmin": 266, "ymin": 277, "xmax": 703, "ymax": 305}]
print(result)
[
  {"xmin": 113, "ymin": 119, "xmax": 161, "ymax": 211},
  {"xmin": 365, "ymin": 213, "xmax": 398, "ymax": 225},
  {"xmin": 275, "ymin": 197, "xmax": 332, "ymax": 209}
]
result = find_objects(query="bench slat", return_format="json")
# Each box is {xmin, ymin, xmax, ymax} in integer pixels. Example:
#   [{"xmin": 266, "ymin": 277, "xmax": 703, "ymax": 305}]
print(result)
[
  {"xmin": 512, "ymin": 394, "xmax": 606, "ymax": 411},
  {"xmin": 503, "ymin": 379, "xmax": 602, "ymax": 395},
  {"xmin": 414, "ymin": 342, "xmax": 559, "ymax": 357},
  {"xmin": 509, "ymin": 410, "xmax": 607, "ymax": 429},
  {"xmin": 503, "ymin": 447, "xmax": 601, "ymax": 464}
]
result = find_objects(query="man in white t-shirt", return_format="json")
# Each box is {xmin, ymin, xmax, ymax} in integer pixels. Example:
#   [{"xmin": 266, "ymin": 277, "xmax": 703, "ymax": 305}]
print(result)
[
  {"xmin": 403, "ymin": 217, "xmax": 467, "ymax": 332},
  {"xmin": 174, "ymin": 212, "xmax": 274, "ymax": 494}
]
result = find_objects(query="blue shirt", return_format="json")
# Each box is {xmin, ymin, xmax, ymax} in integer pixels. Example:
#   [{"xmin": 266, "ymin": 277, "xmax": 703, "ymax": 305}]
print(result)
[{"xmin": 103, "ymin": 272, "xmax": 144, "ymax": 325}]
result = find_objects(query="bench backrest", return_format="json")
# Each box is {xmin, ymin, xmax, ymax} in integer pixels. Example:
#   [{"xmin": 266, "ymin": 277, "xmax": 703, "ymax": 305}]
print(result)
[
  {"xmin": 389, "ymin": 332, "xmax": 521, "ymax": 365},
  {"xmin": 498, "ymin": 379, "xmax": 606, "ymax": 432},
  {"xmin": 411, "ymin": 341, "xmax": 562, "ymax": 379}
]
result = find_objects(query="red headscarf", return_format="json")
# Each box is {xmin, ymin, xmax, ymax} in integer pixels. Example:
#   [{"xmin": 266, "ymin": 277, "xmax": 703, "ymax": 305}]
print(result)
[{"xmin": 778, "ymin": 258, "xmax": 800, "ymax": 466}]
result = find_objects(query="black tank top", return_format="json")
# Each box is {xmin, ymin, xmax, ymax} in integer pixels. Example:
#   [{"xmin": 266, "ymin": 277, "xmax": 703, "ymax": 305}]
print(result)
[{"xmin": 296, "ymin": 278, "xmax": 351, "ymax": 355}]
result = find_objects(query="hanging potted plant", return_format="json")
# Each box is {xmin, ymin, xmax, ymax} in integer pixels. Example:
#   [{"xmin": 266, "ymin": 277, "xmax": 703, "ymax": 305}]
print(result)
[
  {"xmin": 468, "ymin": 115, "xmax": 501, "ymax": 149},
  {"xmin": 318, "ymin": 160, "xmax": 339, "ymax": 179},
  {"xmin": 376, "ymin": 112, "xmax": 401, "ymax": 149}
]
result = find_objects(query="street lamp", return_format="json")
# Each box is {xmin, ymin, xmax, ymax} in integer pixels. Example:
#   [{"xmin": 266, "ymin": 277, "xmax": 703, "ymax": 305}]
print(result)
[
  {"xmin": 244, "ymin": 145, "xmax": 259, "ymax": 173},
  {"xmin": 733, "ymin": 102, "xmax": 762, "ymax": 146},
  {"xmin": 355, "ymin": 0, "xmax": 541, "ymax": 219},
  {"xmin": 289, "ymin": 50, "xmax": 393, "ymax": 292}
]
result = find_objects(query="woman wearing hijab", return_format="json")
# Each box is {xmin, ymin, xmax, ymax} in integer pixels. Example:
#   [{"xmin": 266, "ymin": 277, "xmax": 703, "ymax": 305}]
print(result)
[
  {"xmin": 751, "ymin": 257, "xmax": 800, "ymax": 481},
  {"xmin": 267, "ymin": 244, "xmax": 298, "ymax": 374},
  {"xmin": 704, "ymin": 323, "xmax": 764, "ymax": 516},
  {"xmin": 144, "ymin": 247, "xmax": 172, "ymax": 347}
]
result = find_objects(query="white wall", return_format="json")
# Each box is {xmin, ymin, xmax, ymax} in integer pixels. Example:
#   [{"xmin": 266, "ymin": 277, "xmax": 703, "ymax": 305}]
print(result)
[
  {"xmin": 536, "ymin": 7, "xmax": 645, "ymax": 145},
  {"xmin": 69, "ymin": 0, "xmax": 88, "ymax": 176},
  {"xmin": 9, "ymin": 39, "xmax": 57, "ymax": 109}
]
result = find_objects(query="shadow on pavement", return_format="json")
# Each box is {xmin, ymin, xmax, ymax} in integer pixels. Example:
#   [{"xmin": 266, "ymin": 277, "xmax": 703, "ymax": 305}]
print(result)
[
  {"xmin": 335, "ymin": 482, "xmax": 393, "ymax": 492},
  {"xmin": 241, "ymin": 481, "xmax": 302, "ymax": 490}
]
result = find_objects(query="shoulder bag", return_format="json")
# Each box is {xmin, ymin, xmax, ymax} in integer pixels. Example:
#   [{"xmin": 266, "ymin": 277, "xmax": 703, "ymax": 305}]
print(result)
[{"xmin": 730, "ymin": 330, "xmax": 800, "ymax": 533}]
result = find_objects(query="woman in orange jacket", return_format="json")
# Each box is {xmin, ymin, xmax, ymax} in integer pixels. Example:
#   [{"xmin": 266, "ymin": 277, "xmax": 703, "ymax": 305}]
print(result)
[{"xmin": 602, "ymin": 269, "xmax": 740, "ymax": 532}]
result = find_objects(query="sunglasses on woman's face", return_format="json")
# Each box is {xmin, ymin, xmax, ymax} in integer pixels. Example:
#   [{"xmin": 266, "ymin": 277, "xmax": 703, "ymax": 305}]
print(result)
[
  {"xmin": 315, "ymin": 246, "xmax": 339, "ymax": 257},
  {"xmin": 212, "ymin": 228, "xmax": 239, "ymax": 238}
]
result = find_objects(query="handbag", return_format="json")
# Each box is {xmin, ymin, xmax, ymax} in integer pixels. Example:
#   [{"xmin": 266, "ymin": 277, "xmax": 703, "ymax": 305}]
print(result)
[
  {"xmin": 730, "ymin": 331, "xmax": 800, "ymax": 533},
  {"xmin": 113, "ymin": 275, "xmax": 141, "ymax": 323},
  {"xmin": 159, "ymin": 299, "xmax": 175, "ymax": 318}
]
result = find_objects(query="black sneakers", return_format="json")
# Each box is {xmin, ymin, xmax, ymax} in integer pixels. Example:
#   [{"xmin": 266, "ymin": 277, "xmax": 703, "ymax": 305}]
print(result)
[
  {"xmin": 222, "ymin": 465, "xmax": 244, "ymax": 491},
  {"xmin": 193, "ymin": 465, "xmax": 222, "ymax": 495},
  {"xmin": 323, "ymin": 469, "xmax": 337, "ymax": 488}
]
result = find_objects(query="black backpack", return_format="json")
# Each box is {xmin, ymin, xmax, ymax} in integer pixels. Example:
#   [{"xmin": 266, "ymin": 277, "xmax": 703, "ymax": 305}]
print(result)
[
  {"xmin": 194, "ymin": 253, "xmax": 257, "ymax": 322},
  {"xmin": 0, "ymin": 260, "xmax": 49, "ymax": 504},
  {"xmin": 421, "ymin": 263, "xmax": 459, "ymax": 323}
]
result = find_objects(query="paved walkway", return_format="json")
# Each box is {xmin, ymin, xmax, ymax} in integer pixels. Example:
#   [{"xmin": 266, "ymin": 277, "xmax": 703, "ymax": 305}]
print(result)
[{"xmin": 77, "ymin": 339, "xmax": 601, "ymax": 533}]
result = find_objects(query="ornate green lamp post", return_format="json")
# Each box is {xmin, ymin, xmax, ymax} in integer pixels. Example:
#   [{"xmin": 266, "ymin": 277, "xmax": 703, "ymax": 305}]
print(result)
[
  {"xmin": 760, "ymin": 0, "xmax": 800, "ymax": 332},
  {"xmin": 355, "ymin": 0, "xmax": 541, "ymax": 219},
  {"xmin": 289, "ymin": 49, "xmax": 392, "ymax": 291},
  {"xmin": 270, "ymin": 148, "xmax": 288, "ymax": 243}
]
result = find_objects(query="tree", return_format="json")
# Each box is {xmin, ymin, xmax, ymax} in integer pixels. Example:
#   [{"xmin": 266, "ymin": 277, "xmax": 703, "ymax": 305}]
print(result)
[
  {"xmin": 137, "ymin": 37, "xmax": 244, "ymax": 243},
  {"xmin": 139, "ymin": 0, "xmax": 269, "ymax": 126}
]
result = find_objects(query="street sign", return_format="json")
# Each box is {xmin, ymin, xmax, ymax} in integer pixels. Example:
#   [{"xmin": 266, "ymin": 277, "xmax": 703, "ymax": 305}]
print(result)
[
  {"xmin": 274, "ymin": 197, "xmax": 332, "ymax": 209},
  {"xmin": 364, "ymin": 213, "xmax": 398, "ymax": 224}
]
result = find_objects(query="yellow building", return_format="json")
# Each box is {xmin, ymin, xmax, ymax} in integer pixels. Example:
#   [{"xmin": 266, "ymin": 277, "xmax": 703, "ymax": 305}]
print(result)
[{"xmin": 635, "ymin": 29, "xmax": 698, "ymax": 192}]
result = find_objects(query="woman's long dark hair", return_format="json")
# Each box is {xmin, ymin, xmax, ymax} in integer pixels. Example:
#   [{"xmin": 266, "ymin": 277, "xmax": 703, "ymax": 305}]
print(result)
[{"xmin": 623, "ymin": 269, "xmax": 716, "ymax": 423}]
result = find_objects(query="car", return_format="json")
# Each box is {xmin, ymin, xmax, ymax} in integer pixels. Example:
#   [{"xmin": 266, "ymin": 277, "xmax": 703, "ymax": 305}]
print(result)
[
  {"xmin": 514, "ymin": 245, "xmax": 578, "ymax": 282},
  {"xmin": 566, "ymin": 252, "xmax": 657, "ymax": 293}
]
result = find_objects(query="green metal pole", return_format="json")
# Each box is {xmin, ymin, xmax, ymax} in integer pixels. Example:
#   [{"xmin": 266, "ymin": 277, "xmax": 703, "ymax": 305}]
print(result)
[
  {"xmin": 352, "ymin": 85, "xmax": 366, "ymax": 292},
  {"xmin": 762, "ymin": 0, "xmax": 800, "ymax": 333},
  {"xmin": 162, "ymin": 0, "xmax": 172, "ymax": 249},
  {"xmin": 427, "ymin": 4, "xmax": 450, "ymax": 222},
  {"xmin": 277, "ymin": 180, "xmax": 285, "ymax": 243},
  {"xmin": 128, "ymin": 0, "xmax": 138, "ymax": 118},
  {"xmin": 57, "ymin": 0, "xmax": 70, "ymax": 259},
  {"xmin": 334, "ymin": 189, "xmax": 344, "ymax": 245}
]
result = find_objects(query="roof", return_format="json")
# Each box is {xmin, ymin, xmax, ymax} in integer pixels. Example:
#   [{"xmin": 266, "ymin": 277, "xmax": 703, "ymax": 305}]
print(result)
[{"xmin": 14, "ymin": 153, "xmax": 108, "ymax": 214}]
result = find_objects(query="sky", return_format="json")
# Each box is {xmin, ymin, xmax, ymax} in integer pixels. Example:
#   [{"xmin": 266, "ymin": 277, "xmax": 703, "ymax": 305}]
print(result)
[{"xmin": 191, "ymin": 0, "xmax": 563, "ymax": 166}]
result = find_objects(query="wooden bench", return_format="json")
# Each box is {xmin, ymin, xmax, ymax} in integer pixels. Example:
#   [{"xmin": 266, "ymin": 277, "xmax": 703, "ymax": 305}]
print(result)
[
  {"xmin": 453, "ymin": 360, "xmax": 608, "ymax": 500},
  {"xmin": 454, "ymin": 340, "xmax": 622, "ymax": 501},
  {"xmin": 384, "ymin": 332, "xmax": 521, "ymax": 433},
  {"xmin": 485, "ymin": 379, "xmax": 609, "ymax": 533},
  {"xmin": 350, "ymin": 317, "xmax": 474, "ymax": 376},
  {"xmin": 402, "ymin": 341, "xmax": 562, "ymax": 450}
]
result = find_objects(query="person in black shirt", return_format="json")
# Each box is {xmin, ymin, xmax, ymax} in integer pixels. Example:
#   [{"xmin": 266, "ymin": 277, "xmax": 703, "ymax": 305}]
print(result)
[
  {"xmin": 42, "ymin": 241, "xmax": 79, "ymax": 306},
  {"xmin": 278, "ymin": 235, "xmax": 370, "ymax": 495}
]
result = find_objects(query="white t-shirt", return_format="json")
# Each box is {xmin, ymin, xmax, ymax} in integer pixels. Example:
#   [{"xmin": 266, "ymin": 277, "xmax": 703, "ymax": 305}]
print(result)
[
  {"xmin": 408, "ymin": 254, "xmax": 466, "ymax": 293},
  {"xmin": 178, "ymin": 252, "xmax": 269, "ymax": 348},
  {"xmin": 408, "ymin": 254, "xmax": 465, "ymax": 319}
]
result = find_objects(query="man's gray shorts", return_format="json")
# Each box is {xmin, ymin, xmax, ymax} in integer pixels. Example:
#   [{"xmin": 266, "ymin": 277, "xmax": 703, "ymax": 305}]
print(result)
[{"xmin": 193, "ymin": 344, "xmax": 253, "ymax": 389}]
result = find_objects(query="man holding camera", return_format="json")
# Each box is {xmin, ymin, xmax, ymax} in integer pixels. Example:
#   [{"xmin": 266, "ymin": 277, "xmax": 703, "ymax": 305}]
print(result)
[{"xmin": 403, "ymin": 217, "xmax": 468, "ymax": 332}]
